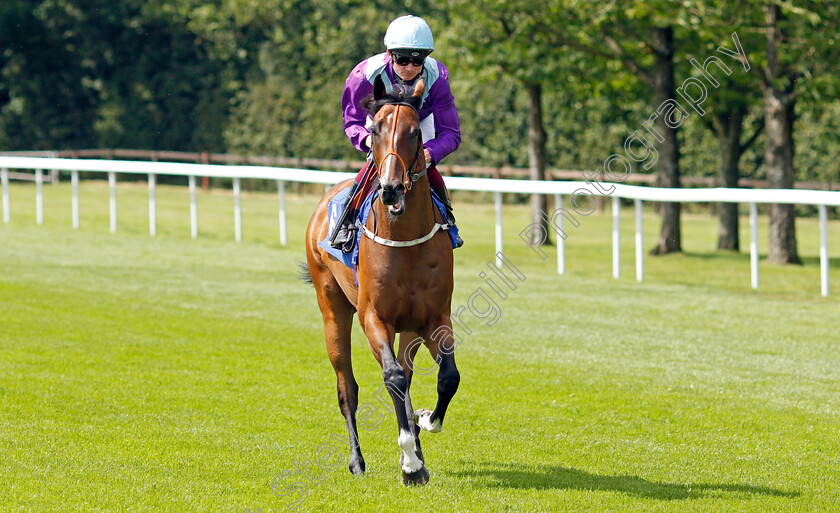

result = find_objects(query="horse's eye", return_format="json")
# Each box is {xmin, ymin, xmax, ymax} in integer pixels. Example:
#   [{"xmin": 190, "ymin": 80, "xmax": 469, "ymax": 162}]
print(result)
[{"xmin": 369, "ymin": 126, "xmax": 379, "ymax": 137}]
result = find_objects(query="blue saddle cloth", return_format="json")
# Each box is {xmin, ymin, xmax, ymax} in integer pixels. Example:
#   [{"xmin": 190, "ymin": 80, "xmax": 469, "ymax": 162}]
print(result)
[{"xmin": 317, "ymin": 187, "xmax": 460, "ymax": 276}]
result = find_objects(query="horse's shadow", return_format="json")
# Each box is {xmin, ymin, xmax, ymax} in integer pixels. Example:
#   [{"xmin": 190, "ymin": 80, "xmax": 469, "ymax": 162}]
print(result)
[{"xmin": 448, "ymin": 462, "xmax": 799, "ymax": 501}]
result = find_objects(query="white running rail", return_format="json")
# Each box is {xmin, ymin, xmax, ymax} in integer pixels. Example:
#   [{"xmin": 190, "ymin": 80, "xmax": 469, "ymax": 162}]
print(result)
[{"xmin": 1, "ymin": 156, "xmax": 837, "ymax": 296}]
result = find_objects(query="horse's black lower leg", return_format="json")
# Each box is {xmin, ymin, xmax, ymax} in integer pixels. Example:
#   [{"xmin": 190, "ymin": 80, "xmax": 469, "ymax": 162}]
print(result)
[
  {"xmin": 382, "ymin": 353, "xmax": 429, "ymax": 486},
  {"xmin": 428, "ymin": 353, "xmax": 460, "ymax": 429},
  {"xmin": 397, "ymin": 333, "xmax": 425, "ymax": 463},
  {"xmin": 406, "ymin": 386, "xmax": 425, "ymax": 460},
  {"xmin": 398, "ymin": 377, "xmax": 425, "ymax": 467},
  {"xmin": 413, "ymin": 322, "xmax": 461, "ymax": 433}
]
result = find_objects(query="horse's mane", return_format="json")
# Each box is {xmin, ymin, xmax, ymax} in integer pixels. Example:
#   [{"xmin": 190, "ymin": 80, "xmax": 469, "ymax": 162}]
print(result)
[{"xmin": 362, "ymin": 83, "xmax": 422, "ymax": 116}]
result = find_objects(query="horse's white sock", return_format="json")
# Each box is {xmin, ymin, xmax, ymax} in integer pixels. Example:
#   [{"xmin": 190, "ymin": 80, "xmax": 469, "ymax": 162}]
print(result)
[{"xmin": 398, "ymin": 430, "xmax": 422, "ymax": 473}]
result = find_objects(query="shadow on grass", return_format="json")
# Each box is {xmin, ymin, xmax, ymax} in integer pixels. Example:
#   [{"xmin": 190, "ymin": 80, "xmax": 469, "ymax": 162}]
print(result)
[
  {"xmin": 680, "ymin": 250, "xmax": 750, "ymax": 261},
  {"xmin": 678, "ymin": 251, "xmax": 840, "ymax": 270},
  {"xmin": 799, "ymin": 255, "xmax": 840, "ymax": 269},
  {"xmin": 449, "ymin": 462, "xmax": 799, "ymax": 501}
]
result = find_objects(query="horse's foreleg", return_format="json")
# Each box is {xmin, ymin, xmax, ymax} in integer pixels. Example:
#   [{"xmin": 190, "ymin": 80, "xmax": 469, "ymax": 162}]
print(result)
[
  {"xmin": 397, "ymin": 332, "xmax": 425, "ymax": 464},
  {"xmin": 363, "ymin": 317, "xmax": 429, "ymax": 486},
  {"xmin": 415, "ymin": 321, "xmax": 461, "ymax": 433}
]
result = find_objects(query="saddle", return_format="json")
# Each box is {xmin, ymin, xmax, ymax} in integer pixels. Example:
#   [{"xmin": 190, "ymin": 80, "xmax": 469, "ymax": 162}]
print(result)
[{"xmin": 317, "ymin": 186, "xmax": 460, "ymax": 284}]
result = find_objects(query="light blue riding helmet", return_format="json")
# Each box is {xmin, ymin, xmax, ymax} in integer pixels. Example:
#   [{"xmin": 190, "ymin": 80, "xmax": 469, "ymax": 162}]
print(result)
[{"xmin": 384, "ymin": 15, "xmax": 434, "ymax": 53}]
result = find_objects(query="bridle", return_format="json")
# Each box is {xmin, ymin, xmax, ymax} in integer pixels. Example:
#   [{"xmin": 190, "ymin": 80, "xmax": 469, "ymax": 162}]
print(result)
[
  {"xmin": 362, "ymin": 102, "xmax": 452, "ymax": 248},
  {"xmin": 372, "ymin": 103, "xmax": 426, "ymax": 191}
]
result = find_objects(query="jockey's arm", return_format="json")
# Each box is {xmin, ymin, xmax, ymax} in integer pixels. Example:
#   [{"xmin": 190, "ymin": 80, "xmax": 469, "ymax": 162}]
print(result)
[
  {"xmin": 342, "ymin": 61, "xmax": 375, "ymax": 153},
  {"xmin": 422, "ymin": 66, "xmax": 461, "ymax": 167}
]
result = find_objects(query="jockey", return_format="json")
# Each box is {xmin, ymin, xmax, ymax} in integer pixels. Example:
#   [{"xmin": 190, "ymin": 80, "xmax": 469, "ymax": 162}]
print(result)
[{"xmin": 329, "ymin": 14, "xmax": 463, "ymax": 250}]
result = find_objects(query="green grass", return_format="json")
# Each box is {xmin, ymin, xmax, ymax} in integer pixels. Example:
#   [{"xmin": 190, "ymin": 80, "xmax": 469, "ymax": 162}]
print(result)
[{"xmin": 2, "ymin": 179, "xmax": 839, "ymax": 512}]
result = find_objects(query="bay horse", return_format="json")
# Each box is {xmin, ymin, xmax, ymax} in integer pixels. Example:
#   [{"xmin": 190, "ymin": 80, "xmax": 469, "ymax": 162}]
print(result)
[{"xmin": 303, "ymin": 76, "xmax": 460, "ymax": 486}]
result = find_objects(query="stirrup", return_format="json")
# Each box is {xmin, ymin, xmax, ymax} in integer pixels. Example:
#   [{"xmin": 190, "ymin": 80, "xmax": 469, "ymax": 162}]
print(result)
[
  {"xmin": 441, "ymin": 203, "xmax": 464, "ymax": 249},
  {"xmin": 452, "ymin": 231, "xmax": 464, "ymax": 249},
  {"xmin": 432, "ymin": 187, "xmax": 463, "ymax": 249},
  {"xmin": 330, "ymin": 214, "xmax": 358, "ymax": 250},
  {"xmin": 342, "ymin": 225, "xmax": 359, "ymax": 252},
  {"xmin": 329, "ymin": 183, "xmax": 360, "ymax": 250}
]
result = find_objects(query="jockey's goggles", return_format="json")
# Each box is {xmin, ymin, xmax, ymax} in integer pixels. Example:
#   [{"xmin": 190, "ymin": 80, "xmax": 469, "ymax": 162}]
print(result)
[{"xmin": 392, "ymin": 52, "xmax": 426, "ymax": 67}]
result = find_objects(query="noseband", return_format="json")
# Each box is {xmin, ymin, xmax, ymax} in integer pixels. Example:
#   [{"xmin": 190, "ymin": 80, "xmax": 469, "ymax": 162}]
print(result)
[{"xmin": 372, "ymin": 103, "xmax": 426, "ymax": 191}]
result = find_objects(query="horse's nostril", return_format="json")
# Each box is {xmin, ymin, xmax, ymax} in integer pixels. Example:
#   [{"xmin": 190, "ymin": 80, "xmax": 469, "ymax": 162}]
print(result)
[{"xmin": 381, "ymin": 185, "xmax": 400, "ymax": 205}]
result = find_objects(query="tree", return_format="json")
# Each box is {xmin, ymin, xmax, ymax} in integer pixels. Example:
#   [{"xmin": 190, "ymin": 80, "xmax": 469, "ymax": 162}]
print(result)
[
  {"xmin": 692, "ymin": 63, "xmax": 763, "ymax": 251},
  {"xmin": 707, "ymin": 92, "xmax": 763, "ymax": 251},
  {"xmin": 0, "ymin": 0, "xmax": 98, "ymax": 149},
  {"xmin": 0, "ymin": 0, "xmax": 243, "ymax": 152},
  {"xmin": 740, "ymin": 1, "xmax": 840, "ymax": 264},
  {"xmin": 677, "ymin": 3, "xmax": 766, "ymax": 252},
  {"xmin": 535, "ymin": 1, "xmax": 701, "ymax": 255},
  {"xmin": 756, "ymin": 4, "xmax": 801, "ymax": 264},
  {"xmin": 223, "ymin": 0, "xmax": 448, "ymax": 160},
  {"xmin": 446, "ymin": 0, "xmax": 580, "ymax": 244}
]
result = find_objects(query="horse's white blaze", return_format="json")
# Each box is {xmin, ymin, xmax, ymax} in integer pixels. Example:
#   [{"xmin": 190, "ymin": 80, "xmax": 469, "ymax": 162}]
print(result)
[{"xmin": 398, "ymin": 430, "xmax": 422, "ymax": 473}]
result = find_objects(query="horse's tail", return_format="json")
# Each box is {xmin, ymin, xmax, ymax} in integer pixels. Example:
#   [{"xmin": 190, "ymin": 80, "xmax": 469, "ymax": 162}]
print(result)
[{"xmin": 297, "ymin": 261, "xmax": 313, "ymax": 286}]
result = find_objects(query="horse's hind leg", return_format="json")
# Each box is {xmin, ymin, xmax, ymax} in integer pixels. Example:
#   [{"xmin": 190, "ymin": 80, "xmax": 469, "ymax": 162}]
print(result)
[
  {"xmin": 413, "ymin": 321, "xmax": 461, "ymax": 433},
  {"xmin": 315, "ymin": 279, "xmax": 365, "ymax": 475}
]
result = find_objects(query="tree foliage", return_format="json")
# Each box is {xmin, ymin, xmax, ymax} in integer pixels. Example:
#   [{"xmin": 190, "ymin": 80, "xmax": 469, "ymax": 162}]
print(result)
[{"xmin": 1, "ymin": 1, "xmax": 838, "ymax": 237}]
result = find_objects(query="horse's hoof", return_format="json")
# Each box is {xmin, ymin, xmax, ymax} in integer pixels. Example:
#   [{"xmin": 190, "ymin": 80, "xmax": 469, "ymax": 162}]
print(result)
[
  {"xmin": 402, "ymin": 465, "xmax": 430, "ymax": 486},
  {"xmin": 413, "ymin": 409, "xmax": 442, "ymax": 433},
  {"xmin": 349, "ymin": 457, "xmax": 366, "ymax": 476}
]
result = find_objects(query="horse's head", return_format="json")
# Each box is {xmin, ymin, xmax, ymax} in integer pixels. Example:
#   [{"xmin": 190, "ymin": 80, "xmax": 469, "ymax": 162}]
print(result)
[{"xmin": 363, "ymin": 76, "xmax": 425, "ymax": 216}]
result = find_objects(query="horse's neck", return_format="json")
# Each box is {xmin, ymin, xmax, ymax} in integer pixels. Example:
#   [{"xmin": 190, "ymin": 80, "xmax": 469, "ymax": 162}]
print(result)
[{"xmin": 371, "ymin": 180, "xmax": 435, "ymax": 241}]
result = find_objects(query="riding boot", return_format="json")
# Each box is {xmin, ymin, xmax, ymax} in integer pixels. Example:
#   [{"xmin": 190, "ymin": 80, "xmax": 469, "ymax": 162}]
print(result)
[
  {"xmin": 432, "ymin": 184, "xmax": 464, "ymax": 248},
  {"xmin": 329, "ymin": 182, "xmax": 360, "ymax": 251}
]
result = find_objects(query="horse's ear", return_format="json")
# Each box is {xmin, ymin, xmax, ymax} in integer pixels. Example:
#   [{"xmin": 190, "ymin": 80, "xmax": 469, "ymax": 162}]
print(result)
[
  {"xmin": 373, "ymin": 75, "xmax": 386, "ymax": 100},
  {"xmin": 412, "ymin": 77, "xmax": 425, "ymax": 99}
]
